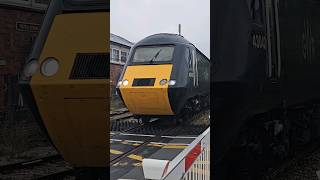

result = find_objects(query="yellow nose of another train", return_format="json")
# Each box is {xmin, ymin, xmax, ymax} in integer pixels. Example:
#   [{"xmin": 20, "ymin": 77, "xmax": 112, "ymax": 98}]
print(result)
[
  {"xmin": 30, "ymin": 12, "xmax": 109, "ymax": 167},
  {"xmin": 119, "ymin": 64, "xmax": 174, "ymax": 115}
]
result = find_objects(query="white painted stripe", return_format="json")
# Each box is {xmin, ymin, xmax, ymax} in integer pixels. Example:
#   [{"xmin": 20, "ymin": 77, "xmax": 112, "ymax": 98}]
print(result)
[
  {"xmin": 149, "ymin": 142, "xmax": 190, "ymax": 146},
  {"xmin": 149, "ymin": 118, "xmax": 160, "ymax": 122},
  {"xmin": 120, "ymin": 133, "xmax": 155, "ymax": 137},
  {"xmin": 149, "ymin": 142, "xmax": 167, "ymax": 145},
  {"xmin": 110, "ymin": 139, "xmax": 144, "ymax": 143},
  {"xmin": 22, "ymin": 159, "xmax": 42, "ymax": 165},
  {"xmin": 161, "ymin": 135, "xmax": 197, "ymax": 139},
  {"xmin": 125, "ymin": 140, "xmax": 144, "ymax": 143},
  {"xmin": 110, "ymin": 139, "xmax": 122, "ymax": 142}
]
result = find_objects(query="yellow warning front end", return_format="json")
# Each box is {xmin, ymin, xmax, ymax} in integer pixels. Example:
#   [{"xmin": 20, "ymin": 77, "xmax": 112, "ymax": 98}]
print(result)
[
  {"xmin": 119, "ymin": 65, "xmax": 174, "ymax": 115},
  {"xmin": 30, "ymin": 12, "xmax": 109, "ymax": 167}
]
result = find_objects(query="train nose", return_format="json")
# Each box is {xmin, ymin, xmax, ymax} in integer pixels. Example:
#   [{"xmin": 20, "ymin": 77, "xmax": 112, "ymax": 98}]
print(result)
[
  {"xmin": 28, "ymin": 12, "xmax": 109, "ymax": 168},
  {"xmin": 122, "ymin": 87, "xmax": 173, "ymax": 115},
  {"xmin": 118, "ymin": 64, "xmax": 174, "ymax": 115}
]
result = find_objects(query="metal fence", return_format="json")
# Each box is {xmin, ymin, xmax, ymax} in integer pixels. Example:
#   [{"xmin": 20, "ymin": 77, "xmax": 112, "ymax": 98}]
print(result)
[{"xmin": 183, "ymin": 141, "xmax": 210, "ymax": 180}]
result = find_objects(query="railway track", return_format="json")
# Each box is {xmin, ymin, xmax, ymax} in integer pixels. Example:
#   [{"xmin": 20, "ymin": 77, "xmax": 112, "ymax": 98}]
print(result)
[
  {"xmin": 0, "ymin": 108, "xmax": 210, "ymax": 179},
  {"xmin": 110, "ymin": 108, "xmax": 210, "ymax": 180},
  {"xmin": 0, "ymin": 108, "xmax": 130, "ymax": 179},
  {"xmin": 110, "ymin": 122, "xmax": 176, "ymax": 166},
  {"xmin": 110, "ymin": 108, "xmax": 129, "ymax": 116},
  {"xmin": 0, "ymin": 155, "xmax": 61, "ymax": 172},
  {"xmin": 0, "ymin": 108, "xmax": 135, "ymax": 179},
  {"xmin": 37, "ymin": 169, "xmax": 74, "ymax": 180},
  {"xmin": 0, "ymin": 154, "xmax": 73, "ymax": 180}
]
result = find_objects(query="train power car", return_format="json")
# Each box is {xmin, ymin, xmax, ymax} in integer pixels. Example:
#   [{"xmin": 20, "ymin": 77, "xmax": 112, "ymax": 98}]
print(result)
[
  {"xmin": 19, "ymin": 0, "xmax": 109, "ymax": 177},
  {"xmin": 213, "ymin": 0, "xmax": 320, "ymax": 178},
  {"xmin": 117, "ymin": 33, "xmax": 210, "ymax": 122}
]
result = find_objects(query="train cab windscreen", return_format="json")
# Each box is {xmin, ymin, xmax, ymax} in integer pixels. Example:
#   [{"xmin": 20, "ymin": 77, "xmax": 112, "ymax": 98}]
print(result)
[{"xmin": 132, "ymin": 46, "xmax": 174, "ymax": 64}]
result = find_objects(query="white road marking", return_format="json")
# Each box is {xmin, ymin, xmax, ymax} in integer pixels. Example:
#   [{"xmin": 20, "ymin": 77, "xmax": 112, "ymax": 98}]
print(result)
[
  {"xmin": 120, "ymin": 133, "xmax": 155, "ymax": 137},
  {"xmin": 161, "ymin": 135, "xmax": 197, "ymax": 139}
]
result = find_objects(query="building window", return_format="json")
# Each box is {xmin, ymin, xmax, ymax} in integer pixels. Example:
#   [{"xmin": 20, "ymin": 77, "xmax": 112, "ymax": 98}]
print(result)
[
  {"xmin": 0, "ymin": 0, "xmax": 50, "ymax": 9},
  {"xmin": 120, "ymin": 51, "xmax": 127, "ymax": 63},
  {"xmin": 0, "ymin": 0, "xmax": 30, "ymax": 5},
  {"xmin": 0, "ymin": 59, "xmax": 7, "ymax": 67},
  {"xmin": 112, "ymin": 49, "xmax": 120, "ymax": 61}
]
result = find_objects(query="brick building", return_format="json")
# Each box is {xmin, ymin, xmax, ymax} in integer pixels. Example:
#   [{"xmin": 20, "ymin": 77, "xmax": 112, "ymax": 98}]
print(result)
[
  {"xmin": 110, "ymin": 33, "xmax": 134, "ymax": 94},
  {"xmin": 0, "ymin": 0, "xmax": 49, "ymax": 116},
  {"xmin": 0, "ymin": 1, "xmax": 132, "ymax": 115}
]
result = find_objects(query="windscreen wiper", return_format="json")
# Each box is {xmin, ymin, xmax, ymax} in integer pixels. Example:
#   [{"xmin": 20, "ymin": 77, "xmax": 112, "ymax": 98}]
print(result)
[{"xmin": 149, "ymin": 49, "xmax": 162, "ymax": 63}]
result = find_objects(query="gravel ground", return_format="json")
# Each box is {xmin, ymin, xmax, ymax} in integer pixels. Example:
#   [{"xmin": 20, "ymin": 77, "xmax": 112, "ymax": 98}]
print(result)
[
  {"xmin": 189, "ymin": 109, "xmax": 210, "ymax": 126},
  {"xmin": 110, "ymin": 95, "xmax": 125, "ymax": 111},
  {"xmin": 264, "ymin": 146, "xmax": 320, "ymax": 180},
  {"xmin": 0, "ymin": 109, "xmax": 71, "ymax": 179},
  {"xmin": 0, "ymin": 109, "xmax": 54, "ymax": 166}
]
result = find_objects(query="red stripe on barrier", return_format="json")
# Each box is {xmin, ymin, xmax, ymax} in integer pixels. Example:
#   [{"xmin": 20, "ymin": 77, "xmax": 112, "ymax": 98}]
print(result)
[
  {"xmin": 185, "ymin": 142, "xmax": 201, "ymax": 171},
  {"xmin": 162, "ymin": 161, "xmax": 170, "ymax": 178}
]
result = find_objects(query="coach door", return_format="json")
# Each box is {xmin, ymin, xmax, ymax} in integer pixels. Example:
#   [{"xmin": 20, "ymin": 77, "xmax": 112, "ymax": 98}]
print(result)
[
  {"xmin": 265, "ymin": 0, "xmax": 281, "ymax": 81},
  {"xmin": 193, "ymin": 49, "xmax": 199, "ymax": 87},
  {"xmin": 188, "ymin": 48, "xmax": 199, "ymax": 88}
]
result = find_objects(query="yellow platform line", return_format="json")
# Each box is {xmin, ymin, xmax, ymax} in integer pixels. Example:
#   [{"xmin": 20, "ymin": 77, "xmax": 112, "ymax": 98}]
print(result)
[
  {"xmin": 163, "ymin": 145, "xmax": 187, "ymax": 149},
  {"xmin": 127, "ymin": 154, "xmax": 143, "ymax": 161},
  {"xmin": 147, "ymin": 144, "xmax": 187, "ymax": 149},
  {"xmin": 110, "ymin": 149, "xmax": 144, "ymax": 162},
  {"xmin": 148, "ymin": 144, "xmax": 163, "ymax": 147},
  {"xmin": 110, "ymin": 149, "xmax": 123, "ymax": 155}
]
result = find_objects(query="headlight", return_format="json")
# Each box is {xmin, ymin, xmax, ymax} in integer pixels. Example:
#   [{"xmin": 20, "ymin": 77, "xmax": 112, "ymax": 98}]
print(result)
[
  {"xmin": 23, "ymin": 60, "xmax": 39, "ymax": 77},
  {"xmin": 159, "ymin": 79, "xmax": 167, "ymax": 86},
  {"xmin": 168, "ymin": 80, "xmax": 176, "ymax": 86},
  {"xmin": 41, "ymin": 57, "xmax": 59, "ymax": 77},
  {"xmin": 123, "ymin": 79, "xmax": 129, "ymax": 86},
  {"xmin": 117, "ymin": 80, "xmax": 123, "ymax": 86}
]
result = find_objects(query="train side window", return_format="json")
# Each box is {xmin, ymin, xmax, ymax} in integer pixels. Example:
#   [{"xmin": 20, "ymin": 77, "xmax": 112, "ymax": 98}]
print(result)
[
  {"xmin": 192, "ymin": 49, "xmax": 199, "ymax": 86},
  {"xmin": 250, "ymin": 0, "xmax": 263, "ymax": 24},
  {"xmin": 259, "ymin": 0, "xmax": 264, "ymax": 23},
  {"xmin": 120, "ymin": 51, "xmax": 127, "ymax": 63},
  {"xmin": 187, "ymin": 48, "xmax": 193, "ymax": 72},
  {"xmin": 197, "ymin": 52, "xmax": 204, "ymax": 82}
]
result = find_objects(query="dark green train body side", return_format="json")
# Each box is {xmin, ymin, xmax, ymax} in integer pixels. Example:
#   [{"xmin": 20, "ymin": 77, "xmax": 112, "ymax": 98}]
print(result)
[{"xmin": 213, "ymin": 0, "xmax": 320, "ymax": 178}]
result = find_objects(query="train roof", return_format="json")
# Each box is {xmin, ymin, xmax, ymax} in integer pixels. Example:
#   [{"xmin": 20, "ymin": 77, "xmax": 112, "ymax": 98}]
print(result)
[
  {"xmin": 136, "ymin": 33, "xmax": 192, "ymax": 46},
  {"xmin": 135, "ymin": 33, "xmax": 209, "ymax": 60}
]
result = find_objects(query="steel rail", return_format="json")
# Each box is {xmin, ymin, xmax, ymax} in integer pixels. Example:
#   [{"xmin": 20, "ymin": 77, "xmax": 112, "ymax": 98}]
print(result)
[{"xmin": 0, "ymin": 154, "xmax": 61, "ymax": 173}]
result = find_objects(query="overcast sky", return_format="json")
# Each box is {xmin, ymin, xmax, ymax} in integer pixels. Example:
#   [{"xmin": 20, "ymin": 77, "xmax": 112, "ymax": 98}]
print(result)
[{"xmin": 111, "ymin": 0, "xmax": 210, "ymax": 57}]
